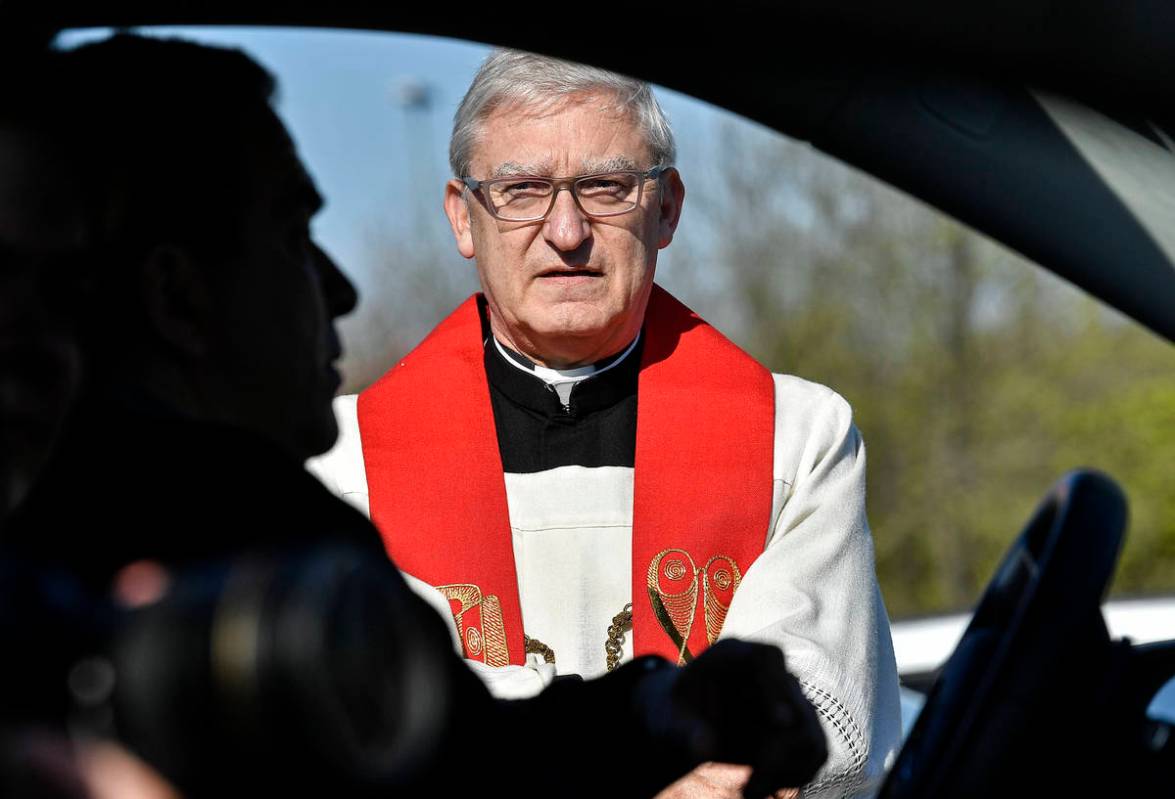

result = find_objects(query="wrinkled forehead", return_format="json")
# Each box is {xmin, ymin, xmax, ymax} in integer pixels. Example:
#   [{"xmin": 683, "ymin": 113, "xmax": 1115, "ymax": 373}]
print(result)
[{"xmin": 471, "ymin": 91, "xmax": 653, "ymax": 176}]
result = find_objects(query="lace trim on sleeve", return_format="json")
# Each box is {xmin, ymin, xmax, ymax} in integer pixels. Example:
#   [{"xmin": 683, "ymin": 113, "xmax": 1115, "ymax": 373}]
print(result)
[{"xmin": 799, "ymin": 679, "xmax": 867, "ymax": 798}]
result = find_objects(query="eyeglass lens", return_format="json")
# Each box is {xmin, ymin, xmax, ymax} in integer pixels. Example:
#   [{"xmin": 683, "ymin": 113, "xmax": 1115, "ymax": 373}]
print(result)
[{"xmin": 488, "ymin": 172, "xmax": 643, "ymax": 220}]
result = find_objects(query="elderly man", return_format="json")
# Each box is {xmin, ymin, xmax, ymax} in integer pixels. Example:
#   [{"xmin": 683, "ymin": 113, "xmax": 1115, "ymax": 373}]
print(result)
[{"xmin": 313, "ymin": 50, "xmax": 900, "ymax": 797}]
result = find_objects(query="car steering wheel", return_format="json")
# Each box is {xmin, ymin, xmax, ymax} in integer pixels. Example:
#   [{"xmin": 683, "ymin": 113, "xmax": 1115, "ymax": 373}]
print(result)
[{"xmin": 879, "ymin": 469, "xmax": 1127, "ymax": 798}]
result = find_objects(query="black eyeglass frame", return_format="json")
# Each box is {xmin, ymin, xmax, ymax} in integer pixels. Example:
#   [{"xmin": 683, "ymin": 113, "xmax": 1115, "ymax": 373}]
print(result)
[{"xmin": 461, "ymin": 165, "xmax": 670, "ymax": 222}]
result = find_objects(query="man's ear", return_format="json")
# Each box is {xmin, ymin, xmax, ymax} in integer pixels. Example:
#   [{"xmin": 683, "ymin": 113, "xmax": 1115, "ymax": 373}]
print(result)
[
  {"xmin": 138, "ymin": 244, "xmax": 214, "ymax": 357},
  {"xmin": 444, "ymin": 179, "xmax": 477, "ymax": 260},
  {"xmin": 656, "ymin": 168, "xmax": 686, "ymax": 249}
]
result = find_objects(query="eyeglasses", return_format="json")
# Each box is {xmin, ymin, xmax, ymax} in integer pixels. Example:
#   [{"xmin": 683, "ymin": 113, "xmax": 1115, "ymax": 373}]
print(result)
[{"xmin": 461, "ymin": 166, "xmax": 669, "ymax": 222}]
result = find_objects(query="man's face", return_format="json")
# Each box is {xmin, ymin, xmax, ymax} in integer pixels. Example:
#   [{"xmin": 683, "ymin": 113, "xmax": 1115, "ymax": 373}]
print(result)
[
  {"xmin": 204, "ymin": 115, "xmax": 356, "ymax": 461},
  {"xmin": 444, "ymin": 92, "xmax": 685, "ymax": 367}
]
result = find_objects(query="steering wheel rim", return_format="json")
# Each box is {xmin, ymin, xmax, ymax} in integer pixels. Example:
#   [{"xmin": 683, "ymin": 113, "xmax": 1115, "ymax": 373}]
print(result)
[{"xmin": 880, "ymin": 469, "xmax": 1127, "ymax": 798}]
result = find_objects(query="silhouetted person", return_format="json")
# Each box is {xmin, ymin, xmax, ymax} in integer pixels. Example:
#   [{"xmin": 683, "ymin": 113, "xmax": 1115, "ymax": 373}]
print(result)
[{"xmin": 1, "ymin": 35, "xmax": 825, "ymax": 799}]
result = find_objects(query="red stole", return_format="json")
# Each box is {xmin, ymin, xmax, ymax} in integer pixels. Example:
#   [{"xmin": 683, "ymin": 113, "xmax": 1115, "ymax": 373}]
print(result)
[{"xmin": 359, "ymin": 285, "xmax": 775, "ymax": 667}]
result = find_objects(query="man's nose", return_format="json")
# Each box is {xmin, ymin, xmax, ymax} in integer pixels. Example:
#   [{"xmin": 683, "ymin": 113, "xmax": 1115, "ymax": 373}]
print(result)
[
  {"xmin": 542, "ymin": 187, "xmax": 592, "ymax": 252},
  {"xmin": 315, "ymin": 244, "xmax": 358, "ymax": 318}
]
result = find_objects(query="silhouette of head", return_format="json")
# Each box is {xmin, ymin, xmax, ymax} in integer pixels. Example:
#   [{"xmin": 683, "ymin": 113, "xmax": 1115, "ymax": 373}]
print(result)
[{"xmin": 56, "ymin": 34, "xmax": 357, "ymax": 460}]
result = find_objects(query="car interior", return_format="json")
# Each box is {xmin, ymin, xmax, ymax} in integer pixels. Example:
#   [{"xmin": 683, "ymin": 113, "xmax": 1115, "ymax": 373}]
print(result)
[{"xmin": 6, "ymin": 1, "xmax": 1174, "ymax": 795}]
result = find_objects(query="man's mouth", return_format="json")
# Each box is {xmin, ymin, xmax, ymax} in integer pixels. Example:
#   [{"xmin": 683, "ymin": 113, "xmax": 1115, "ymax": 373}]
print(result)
[
  {"xmin": 536, "ymin": 268, "xmax": 602, "ymax": 279},
  {"xmin": 326, "ymin": 329, "xmax": 343, "ymax": 363},
  {"xmin": 325, "ymin": 333, "xmax": 344, "ymax": 388}
]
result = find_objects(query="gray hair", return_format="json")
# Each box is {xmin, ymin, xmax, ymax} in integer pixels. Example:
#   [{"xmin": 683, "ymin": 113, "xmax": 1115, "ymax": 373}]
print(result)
[{"xmin": 449, "ymin": 49, "xmax": 676, "ymax": 177}]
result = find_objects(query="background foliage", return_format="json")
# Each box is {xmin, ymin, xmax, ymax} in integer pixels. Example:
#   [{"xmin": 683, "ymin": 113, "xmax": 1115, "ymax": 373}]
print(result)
[{"xmin": 339, "ymin": 117, "xmax": 1175, "ymax": 619}]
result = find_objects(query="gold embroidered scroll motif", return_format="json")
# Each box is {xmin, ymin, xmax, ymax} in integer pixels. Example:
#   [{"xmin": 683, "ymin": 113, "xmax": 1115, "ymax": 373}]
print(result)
[
  {"xmin": 701, "ymin": 555, "xmax": 742, "ymax": 646},
  {"xmin": 646, "ymin": 549, "xmax": 744, "ymax": 665},
  {"xmin": 437, "ymin": 583, "xmax": 510, "ymax": 667}
]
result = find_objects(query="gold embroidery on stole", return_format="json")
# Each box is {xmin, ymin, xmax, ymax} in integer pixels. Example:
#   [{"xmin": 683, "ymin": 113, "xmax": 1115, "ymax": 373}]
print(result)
[
  {"xmin": 437, "ymin": 583, "xmax": 510, "ymax": 667},
  {"xmin": 646, "ymin": 549, "xmax": 744, "ymax": 665}
]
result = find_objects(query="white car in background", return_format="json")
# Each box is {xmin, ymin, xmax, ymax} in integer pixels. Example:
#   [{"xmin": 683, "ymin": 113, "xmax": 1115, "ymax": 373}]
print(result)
[{"xmin": 894, "ymin": 595, "xmax": 1175, "ymax": 737}]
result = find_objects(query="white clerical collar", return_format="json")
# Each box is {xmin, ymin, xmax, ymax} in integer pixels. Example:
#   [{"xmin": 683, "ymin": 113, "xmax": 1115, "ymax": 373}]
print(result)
[{"xmin": 491, "ymin": 333, "xmax": 641, "ymax": 405}]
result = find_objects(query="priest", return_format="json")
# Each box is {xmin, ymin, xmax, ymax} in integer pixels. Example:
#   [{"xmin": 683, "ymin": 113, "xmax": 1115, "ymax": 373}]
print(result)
[{"xmin": 311, "ymin": 49, "xmax": 901, "ymax": 799}]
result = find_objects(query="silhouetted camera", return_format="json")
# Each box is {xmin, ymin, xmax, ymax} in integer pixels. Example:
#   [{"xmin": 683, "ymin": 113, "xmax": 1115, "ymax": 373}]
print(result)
[{"xmin": 0, "ymin": 544, "xmax": 461, "ymax": 795}]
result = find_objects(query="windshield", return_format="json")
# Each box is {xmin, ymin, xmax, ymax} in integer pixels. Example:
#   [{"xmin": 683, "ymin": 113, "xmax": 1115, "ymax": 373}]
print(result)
[{"xmin": 57, "ymin": 25, "xmax": 1175, "ymax": 620}]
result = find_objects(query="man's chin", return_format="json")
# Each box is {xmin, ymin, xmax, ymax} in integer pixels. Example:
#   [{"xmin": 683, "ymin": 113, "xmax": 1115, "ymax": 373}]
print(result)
[
  {"xmin": 526, "ymin": 306, "xmax": 615, "ymax": 343},
  {"xmin": 303, "ymin": 415, "xmax": 341, "ymax": 460},
  {"xmin": 270, "ymin": 412, "xmax": 339, "ymax": 464}
]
